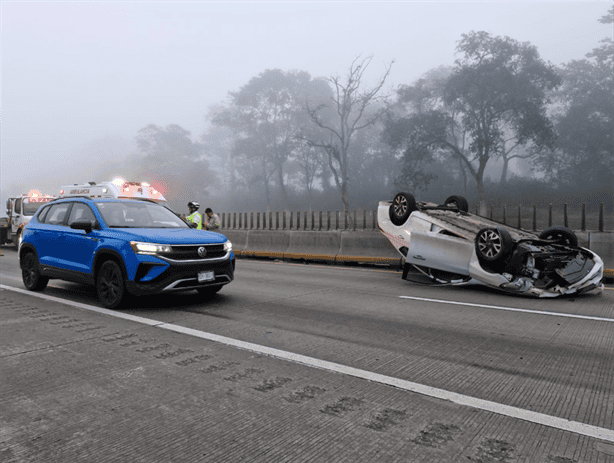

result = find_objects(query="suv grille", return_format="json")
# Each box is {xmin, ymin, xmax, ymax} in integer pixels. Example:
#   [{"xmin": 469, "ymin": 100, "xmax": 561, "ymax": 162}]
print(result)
[{"xmin": 162, "ymin": 244, "xmax": 226, "ymax": 261}]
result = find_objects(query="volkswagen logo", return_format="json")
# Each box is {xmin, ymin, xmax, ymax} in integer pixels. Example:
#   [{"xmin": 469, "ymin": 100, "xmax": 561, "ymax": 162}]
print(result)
[{"xmin": 197, "ymin": 246, "xmax": 207, "ymax": 258}]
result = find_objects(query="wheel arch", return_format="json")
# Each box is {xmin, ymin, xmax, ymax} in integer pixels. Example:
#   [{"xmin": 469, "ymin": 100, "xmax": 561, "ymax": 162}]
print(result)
[{"xmin": 93, "ymin": 249, "xmax": 129, "ymax": 281}]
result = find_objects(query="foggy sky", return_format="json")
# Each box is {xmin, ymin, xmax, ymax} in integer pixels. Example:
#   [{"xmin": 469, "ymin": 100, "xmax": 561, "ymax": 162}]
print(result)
[{"xmin": 2, "ymin": 1, "xmax": 611, "ymax": 205}]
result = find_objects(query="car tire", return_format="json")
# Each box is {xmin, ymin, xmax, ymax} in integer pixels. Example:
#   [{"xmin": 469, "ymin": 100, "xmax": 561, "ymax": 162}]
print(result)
[
  {"xmin": 475, "ymin": 227, "xmax": 514, "ymax": 263},
  {"xmin": 96, "ymin": 260, "xmax": 127, "ymax": 309},
  {"xmin": 389, "ymin": 192, "xmax": 417, "ymax": 226},
  {"xmin": 539, "ymin": 226, "xmax": 578, "ymax": 247},
  {"xmin": 444, "ymin": 195, "xmax": 469, "ymax": 212},
  {"xmin": 197, "ymin": 285, "xmax": 223, "ymax": 296},
  {"xmin": 21, "ymin": 252, "xmax": 49, "ymax": 291}
]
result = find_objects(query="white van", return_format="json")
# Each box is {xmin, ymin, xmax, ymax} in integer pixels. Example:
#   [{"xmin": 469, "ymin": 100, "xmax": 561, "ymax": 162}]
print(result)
[{"xmin": 59, "ymin": 178, "xmax": 173, "ymax": 210}]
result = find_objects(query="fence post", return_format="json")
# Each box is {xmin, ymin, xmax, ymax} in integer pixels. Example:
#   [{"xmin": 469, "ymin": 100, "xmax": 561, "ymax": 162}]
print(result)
[
  {"xmin": 275, "ymin": 211, "xmax": 279, "ymax": 230},
  {"xmin": 336, "ymin": 211, "xmax": 339, "ymax": 230},
  {"xmin": 327, "ymin": 211, "xmax": 331, "ymax": 230},
  {"xmin": 373, "ymin": 209, "xmax": 377, "ymax": 230},
  {"xmin": 289, "ymin": 211, "xmax": 293, "ymax": 230},
  {"xmin": 517, "ymin": 205, "xmax": 521, "ymax": 229},
  {"xmin": 233, "ymin": 212, "xmax": 237, "ymax": 229},
  {"xmin": 269, "ymin": 212, "xmax": 273, "ymax": 230},
  {"xmin": 353, "ymin": 210, "xmax": 357, "ymax": 231},
  {"xmin": 475, "ymin": 206, "xmax": 479, "ymax": 215},
  {"xmin": 581, "ymin": 203, "xmax": 586, "ymax": 231},
  {"xmin": 563, "ymin": 204, "xmax": 568, "ymax": 228},
  {"xmin": 250, "ymin": 212, "xmax": 253, "ymax": 230},
  {"xmin": 244, "ymin": 213, "xmax": 248, "ymax": 230},
  {"xmin": 599, "ymin": 203, "xmax": 604, "ymax": 232},
  {"xmin": 532, "ymin": 206, "xmax": 537, "ymax": 232},
  {"xmin": 490, "ymin": 204, "xmax": 494, "ymax": 220},
  {"xmin": 363, "ymin": 210, "xmax": 366, "ymax": 230},
  {"xmin": 548, "ymin": 204, "xmax": 553, "ymax": 228},
  {"xmin": 503, "ymin": 205, "xmax": 507, "ymax": 225}
]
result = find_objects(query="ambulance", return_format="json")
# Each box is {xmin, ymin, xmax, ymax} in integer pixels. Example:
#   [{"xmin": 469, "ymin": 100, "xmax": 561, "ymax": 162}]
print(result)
[
  {"xmin": 1, "ymin": 191, "xmax": 55, "ymax": 247},
  {"xmin": 58, "ymin": 178, "xmax": 173, "ymax": 210}
]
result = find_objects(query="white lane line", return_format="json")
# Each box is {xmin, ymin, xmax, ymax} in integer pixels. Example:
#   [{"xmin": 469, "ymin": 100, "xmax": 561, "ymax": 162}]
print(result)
[
  {"xmin": 2, "ymin": 284, "xmax": 613, "ymax": 443},
  {"xmin": 400, "ymin": 295, "xmax": 614, "ymax": 323}
]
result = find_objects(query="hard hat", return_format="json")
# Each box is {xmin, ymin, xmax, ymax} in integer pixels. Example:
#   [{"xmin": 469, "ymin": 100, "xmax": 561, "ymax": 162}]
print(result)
[{"xmin": 188, "ymin": 201, "xmax": 200, "ymax": 210}]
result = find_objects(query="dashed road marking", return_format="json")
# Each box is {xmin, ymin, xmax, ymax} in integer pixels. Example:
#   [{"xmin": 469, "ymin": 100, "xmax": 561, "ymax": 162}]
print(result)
[
  {"xmin": 399, "ymin": 295, "xmax": 614, "ymax": 322},
  {"xmin": 2, "ymin": 283, "xmax": 613, "ymax": 443}
]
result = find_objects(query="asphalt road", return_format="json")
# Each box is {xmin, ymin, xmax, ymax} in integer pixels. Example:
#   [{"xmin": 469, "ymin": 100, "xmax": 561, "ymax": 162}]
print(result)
[{"xmin": 1, "ymin": 247, "xmax": 614, "ymax": 462}]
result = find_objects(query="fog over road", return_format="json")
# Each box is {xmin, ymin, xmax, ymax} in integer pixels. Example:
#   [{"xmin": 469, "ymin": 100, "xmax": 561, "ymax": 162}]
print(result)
[{"xmin": 2, "ymin": 250, "xmax": 614, "ymax": 461}]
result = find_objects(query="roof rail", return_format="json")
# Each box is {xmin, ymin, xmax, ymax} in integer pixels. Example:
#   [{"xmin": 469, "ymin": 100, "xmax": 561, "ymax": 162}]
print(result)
[{"xmin": 51, "ymin": 196, "xmax": 94, "ymax": 202}]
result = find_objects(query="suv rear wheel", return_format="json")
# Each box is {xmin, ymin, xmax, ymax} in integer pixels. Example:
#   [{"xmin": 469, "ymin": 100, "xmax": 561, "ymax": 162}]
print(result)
[
  {"xmin": 389, "ymin": 192, "xmax": 417, "ymax": 226},
  {"xmin": 96, "ymin": 260, "xmax": 126, "ymax": 309},
  {"xmin": 475, "ymin": 227, "xmax": 513, "ymax": 263},
  {"xmin": 22, "ymin": 252, "xmax": 49, "ymax": 291}
]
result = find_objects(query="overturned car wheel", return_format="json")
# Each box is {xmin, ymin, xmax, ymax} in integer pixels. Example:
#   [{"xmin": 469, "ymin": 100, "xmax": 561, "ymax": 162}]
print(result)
[
  {"xmin": 389, "ymin": 192, "xmax": 417, "ymax": 226},
  {"xmin": 444, "ymin": 195, "xmax": 469, "ymax": 212},
  {"xmin": 475, "ymin": 227, "xmax": 513, "ymax": 263},
  {"xmin": 539, "ymin": 226, "xmax": 578, "ymax": 247}
]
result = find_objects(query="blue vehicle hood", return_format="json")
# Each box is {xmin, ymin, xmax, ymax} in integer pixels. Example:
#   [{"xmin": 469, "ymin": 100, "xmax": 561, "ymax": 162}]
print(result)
[{"xmin": 109, "ymin": 228, "xmax": 228, "ymax": 245}]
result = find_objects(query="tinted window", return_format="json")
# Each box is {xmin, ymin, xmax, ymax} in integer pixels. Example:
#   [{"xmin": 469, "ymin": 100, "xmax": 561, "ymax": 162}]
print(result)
[
  {"xmin": 67, "ymin": 203, "xmax": 97, "ymax": 225},
  {"xmin": 42, "ymin": 203, "xmax": 72, "ymax": 226},
  {"xmin": 37, "ymin": 205, "xmax": 51, "ymax": 223}
]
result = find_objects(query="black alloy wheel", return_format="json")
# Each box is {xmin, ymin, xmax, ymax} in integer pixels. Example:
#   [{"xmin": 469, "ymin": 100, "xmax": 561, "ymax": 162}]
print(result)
[
  {"xmin": 97, "ymin": 260, "xmax": 126, "ymax": 309},
  {"xmin": 22, "ymin": 252, "xmax": 49, "ymax": 291},
  {"xmin": 389, "ymin": 192, "xmax": 417, "ymax": 226},
  {"xmin": 475, "ymin": 227, "xmax": 513, "ymax": 263},
  {"xmin": 444, "ymin": 195, "xmax": 469, "ymax": 212},
  {"xmin": 539, "ymin": 226, "xmax": 578, "ymax": 247}
]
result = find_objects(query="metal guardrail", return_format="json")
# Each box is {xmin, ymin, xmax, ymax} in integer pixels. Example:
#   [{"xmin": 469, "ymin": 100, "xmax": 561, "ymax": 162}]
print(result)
[{"xmin": 218, "ymin": 202, "xmax": 611, "ymax": 232}]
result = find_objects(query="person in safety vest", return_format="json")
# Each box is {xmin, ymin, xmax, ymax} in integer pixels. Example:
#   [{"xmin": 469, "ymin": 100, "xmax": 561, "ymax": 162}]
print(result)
[
  {"xmin": 186, "ymin": 201, "xmax": 203, "ymax": 229},
  {"xmin": 204, "ymin": 207, "xmax": 221, "ymax": 231}
]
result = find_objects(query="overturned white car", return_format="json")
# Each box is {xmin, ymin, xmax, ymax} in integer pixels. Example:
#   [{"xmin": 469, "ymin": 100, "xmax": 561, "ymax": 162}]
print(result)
[{"xmin": 379, "ymin": 192, "xmax": 604, "ymax": 297}]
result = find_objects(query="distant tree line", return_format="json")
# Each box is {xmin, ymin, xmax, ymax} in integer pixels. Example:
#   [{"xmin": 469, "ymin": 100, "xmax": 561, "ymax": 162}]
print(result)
[{"xmin": 132, "ymin": 6, "xmax": 613, "ymax": 215}]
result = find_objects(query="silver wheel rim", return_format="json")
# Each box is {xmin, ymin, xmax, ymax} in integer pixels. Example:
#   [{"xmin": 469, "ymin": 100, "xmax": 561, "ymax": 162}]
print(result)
[
  {"xmin": 393, "ymin": 196, "xmax": 408, "ymax": 217},
  {"xmin": 477, "ymin": 230, "xmax": 502, "ymax": 258}
]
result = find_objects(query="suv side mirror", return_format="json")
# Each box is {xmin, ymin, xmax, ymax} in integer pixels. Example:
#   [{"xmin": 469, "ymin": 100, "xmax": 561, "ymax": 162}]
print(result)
[{"xmin": 70, "ymin": 219, "xmax": 94, "ymax": 233}]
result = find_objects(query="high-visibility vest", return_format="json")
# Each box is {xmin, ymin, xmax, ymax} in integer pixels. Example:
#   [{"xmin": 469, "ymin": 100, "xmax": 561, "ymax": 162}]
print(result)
[{"xmin": 187, "ymin": 211, "xmax": 203, "ymax": 230}]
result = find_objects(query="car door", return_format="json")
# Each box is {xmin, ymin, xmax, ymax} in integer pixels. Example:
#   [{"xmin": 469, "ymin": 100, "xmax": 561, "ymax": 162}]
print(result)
[
  {"xmin": 404, "ymin": 228, "xmax": 474, "ymax": 276},
  {"xmin": 35, "ymin": 202, "xmax": 73, "ymax": 268},
  {"xmin": 62, "ymin": 202, "xmax": 100, "ymax": 273}
]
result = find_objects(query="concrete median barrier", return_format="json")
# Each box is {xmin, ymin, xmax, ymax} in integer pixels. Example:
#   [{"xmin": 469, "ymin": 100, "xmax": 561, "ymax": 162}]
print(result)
[
  {"xmin": 285, "ymin": 231, "xmax": 342, "ymax": 262},
  {"xmin": 336, "ymin": 231, "xmax": 402, "ymax": 266},
  {"xmin": 242, "ymin": 230, "xmax": 289, "ymax": 259},
  {"xmin": 589, "ymin": 232, "xmax": 613, "ymax": 278},
  {"xmin": 219, "ymin": 230, "xmax": 248, "ymax": 256}
]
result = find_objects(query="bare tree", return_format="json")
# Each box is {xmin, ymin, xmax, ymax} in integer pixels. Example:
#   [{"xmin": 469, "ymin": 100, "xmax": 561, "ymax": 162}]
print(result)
[{"xmin": 306, "ymin": 55, "xmax": 393, "ymax": 213}]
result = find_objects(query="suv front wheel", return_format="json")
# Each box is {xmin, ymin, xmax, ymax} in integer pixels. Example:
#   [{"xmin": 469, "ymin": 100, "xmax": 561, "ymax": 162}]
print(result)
[{"xmin": 96, "ymin": 260, "xmax": 127, "ymax": 309}]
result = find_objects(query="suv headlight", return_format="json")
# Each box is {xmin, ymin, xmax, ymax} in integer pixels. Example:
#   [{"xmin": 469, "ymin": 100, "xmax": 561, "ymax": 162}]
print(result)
[
  {"xmin": 130, "ymin": 241, "xmax": 172, "ymax": 254},
  {"xmin": 223, "ymin": 240, "xmax": 232, "ymax": 252}
]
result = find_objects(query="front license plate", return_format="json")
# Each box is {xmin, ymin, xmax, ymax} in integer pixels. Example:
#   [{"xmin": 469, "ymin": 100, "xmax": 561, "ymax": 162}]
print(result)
[{"xmin": 198, "ymin": 271, "xmax": 215, "ymax": 283}]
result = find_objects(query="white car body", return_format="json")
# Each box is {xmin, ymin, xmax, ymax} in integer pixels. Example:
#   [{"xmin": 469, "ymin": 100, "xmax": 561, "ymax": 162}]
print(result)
[{"xmin": 378, "ymin": 199, "xmax": 604, "ymax": 297}]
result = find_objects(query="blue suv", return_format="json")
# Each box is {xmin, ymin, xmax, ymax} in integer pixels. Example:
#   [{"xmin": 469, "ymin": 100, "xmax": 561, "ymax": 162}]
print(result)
[{"xmin": 19, "ymin": 197, "xmax": 234, "ymax": 308}]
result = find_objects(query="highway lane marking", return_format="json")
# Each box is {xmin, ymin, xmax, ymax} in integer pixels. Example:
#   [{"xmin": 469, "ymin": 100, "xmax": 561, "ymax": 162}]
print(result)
[
  {"xmin": 2, "ymin": 283, "xmax": 613, "ymax": 444},
  {"xmin": 399, "ymin": 295, "xmax": 614, "ymax": 322}
]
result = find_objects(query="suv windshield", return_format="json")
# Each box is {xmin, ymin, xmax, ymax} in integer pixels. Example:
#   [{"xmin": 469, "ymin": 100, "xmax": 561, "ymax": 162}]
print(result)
[{"xmin": 96, "ymin": 201, "xmax": 189, "ymax": 229}]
